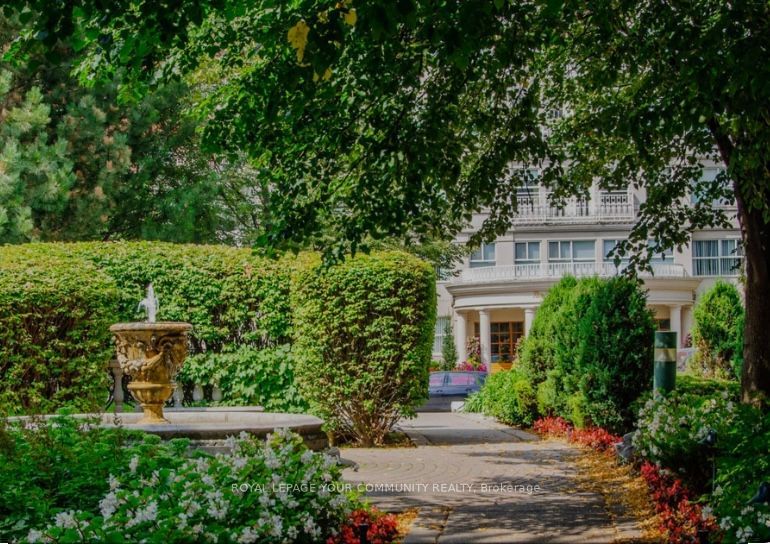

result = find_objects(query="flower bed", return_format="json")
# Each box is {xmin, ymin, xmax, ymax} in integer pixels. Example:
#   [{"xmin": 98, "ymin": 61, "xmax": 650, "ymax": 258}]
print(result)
[
  {"xmin": 532, "ymin": 416, "xmax": 620, "ymax": 452},
  {"xmin": 327, "ymin": 508, "xmax": 399, "ymax": 544},
  {"xmin": 1, "ymin": 415, "xmax": 395, "ymax": 543},
  {"xmin": 639, "ymin": 462, "xmax": 717, "ymax": 544}
]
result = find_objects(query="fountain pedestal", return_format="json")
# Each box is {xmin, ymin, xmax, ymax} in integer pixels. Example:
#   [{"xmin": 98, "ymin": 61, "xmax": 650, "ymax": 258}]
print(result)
[{"xmin": 110, "ymin": 322, "xmax": 192, "ymax": 424}]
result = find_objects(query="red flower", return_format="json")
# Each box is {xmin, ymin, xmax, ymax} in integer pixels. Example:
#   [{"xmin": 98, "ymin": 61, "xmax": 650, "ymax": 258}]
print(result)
[{"xmin": 328, "ymin": 508, "xmax": 400, "ymax": 544}]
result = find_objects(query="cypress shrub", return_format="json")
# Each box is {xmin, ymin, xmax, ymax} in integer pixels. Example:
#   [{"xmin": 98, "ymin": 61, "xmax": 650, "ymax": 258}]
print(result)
[{"xmin": 690, "ymin": 280, "xmax": 744, "ymax": 380}]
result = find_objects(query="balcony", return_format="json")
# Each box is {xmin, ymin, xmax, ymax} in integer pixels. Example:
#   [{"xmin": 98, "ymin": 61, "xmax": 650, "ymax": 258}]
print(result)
[
  {"xmin": 512, "ymin": 192, "xmax": 635, "ymax": 225},
  {"xmin": 455, "ymin": 262, "xmax": 687, "ymax": 284}
]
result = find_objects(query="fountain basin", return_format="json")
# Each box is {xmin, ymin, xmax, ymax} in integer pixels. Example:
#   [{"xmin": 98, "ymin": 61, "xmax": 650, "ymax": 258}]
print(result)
[{"xmin": 6, "ymin": 411, "xmax": 327, "ymax": 452}]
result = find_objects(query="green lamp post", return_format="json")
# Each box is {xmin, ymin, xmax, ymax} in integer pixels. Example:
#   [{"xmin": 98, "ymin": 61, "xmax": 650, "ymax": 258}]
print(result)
[{"xmin": 653, "ymin": 331, "xmax": 677, "ymax": 392}]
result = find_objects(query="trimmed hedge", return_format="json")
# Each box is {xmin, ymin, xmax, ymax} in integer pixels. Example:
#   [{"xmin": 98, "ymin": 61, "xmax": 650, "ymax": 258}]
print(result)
[
  {"xmin": 0, "ymin": 243, "xmax": 435, "ymax": 426},
  {"xmin": 291, "ymin": 252, "xmax": 436, "ymax": 446},
  {"xmin": 0, "ymin": 252, "xmax": 120, "ymax": 413}
]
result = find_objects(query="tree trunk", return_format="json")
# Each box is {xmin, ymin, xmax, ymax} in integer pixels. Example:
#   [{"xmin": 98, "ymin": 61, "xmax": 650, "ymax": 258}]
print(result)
[{"xmin": 736, "ymin": 192, "xmax": 770, "ymax": 407}]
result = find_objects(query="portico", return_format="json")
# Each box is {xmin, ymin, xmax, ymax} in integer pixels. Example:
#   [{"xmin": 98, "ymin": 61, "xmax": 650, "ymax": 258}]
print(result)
[{"xmin": 446, "ymin": 275, "xmax": 700, "ymax": 366}]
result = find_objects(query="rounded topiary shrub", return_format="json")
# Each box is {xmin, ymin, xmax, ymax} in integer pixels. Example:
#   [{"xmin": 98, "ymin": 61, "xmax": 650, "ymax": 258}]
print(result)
[
  {"xmin": 690, "ymin": 280, "xmax": 744, "ymax": 380},
  {"xmin": 290, "ymin": 252, "xmax": 436, "ymax": 446}
]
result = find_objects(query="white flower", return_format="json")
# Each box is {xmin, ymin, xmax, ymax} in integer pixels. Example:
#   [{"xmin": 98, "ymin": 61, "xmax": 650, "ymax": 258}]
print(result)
[
  {"xmin": 301, "ymin": 450, "xmax": 314, "ymax": 464},
  {"xmin": 128, "ymin": 456, "xmax": 140, "ymax": 474},
  {"xmin": 27, "ymin": 529, "xmax": 44, "ymax": 543},
  {"xmin": 192, "ymin": 524, "xmax": 204, "ymax": 535},
  {"xmin": 287, "ymin": 526, "xmax": 299, "ymax": 540},
  {"xmin": 126, "ymin": 500, "xmax": 158, "ymax": 528},
  {"xmin": 224, "ymin": 435, "xmax": 237, "ymax": 451},
  {"xmin": 239, "ymin": 431, "xmax": 249, "ymax": 440},
  {"xmin": 100, "ymin": 491, "xmax": 120, "ymax": 519},
  {"xmin": 54, "ymin": 510, "xmax": 78, "ymax": 529},
  {"xmin": 232, "ymin": 456, "xmax": 248, "ymax": 470},
  {"xmin": 237, "ymin": 527, "xmax": 259, "ymax": 544},
  {"xmin": 108, "ymin": 474, "xmax": 120, "ymax": 491}
]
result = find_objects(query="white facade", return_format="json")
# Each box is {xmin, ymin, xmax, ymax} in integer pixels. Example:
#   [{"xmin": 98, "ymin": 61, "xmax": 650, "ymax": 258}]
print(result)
[{"xmin": 434, "ymin": 175, "xmax": 743, "ymax": 365}]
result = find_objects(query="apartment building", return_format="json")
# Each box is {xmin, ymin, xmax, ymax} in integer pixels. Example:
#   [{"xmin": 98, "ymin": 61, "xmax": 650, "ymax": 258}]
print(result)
[{"xmin": 433, "ymin": 165, "xmax": 743, "ymax": 366}]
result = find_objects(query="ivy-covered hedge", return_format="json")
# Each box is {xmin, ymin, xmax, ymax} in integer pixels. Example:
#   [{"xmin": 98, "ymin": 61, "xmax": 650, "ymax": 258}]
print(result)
[
  {"xmin": 291, "ymin": 252, "xmax": 436, "ymax": 446},
  {"xmin": 0, "ymin": 243, "xmax": 435, "ymax": 423}
]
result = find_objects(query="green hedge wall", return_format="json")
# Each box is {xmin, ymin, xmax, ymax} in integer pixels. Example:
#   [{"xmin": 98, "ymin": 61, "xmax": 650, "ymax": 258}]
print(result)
[
  {"xmin": 291, "ymin": 252, "xmax": 436, "ymax": 446},
  {"xmin": 0, "ymin": 243, "xmax": 435, "ymax": 422},
  {"xmin": 0, "ymin": 242, "xmax": 296, "ymax": 414}
]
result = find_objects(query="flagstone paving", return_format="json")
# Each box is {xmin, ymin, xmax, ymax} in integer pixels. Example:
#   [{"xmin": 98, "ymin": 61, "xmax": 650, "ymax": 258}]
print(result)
[{"xmin": 341, "ymin": 412, "xmax": 641, "ymax": 543}]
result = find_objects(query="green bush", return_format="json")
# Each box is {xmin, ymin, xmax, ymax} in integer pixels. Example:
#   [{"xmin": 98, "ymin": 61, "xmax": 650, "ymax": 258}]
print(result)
[
  {"xmin": 518, "ymin": 276, "xmax": 578, "ymax": 384},
  {"xmin": 465, "ymin": 368, "xmax": 538, "ymax": 426},
  {"xmin": 690, "ymin": 281, "xmax": 744, "ymax": 380},
  {"xmin": 0, "ymin": 252, "xmax": 121, "ymax": 414},
  {"xmin": 519, "ymin": 276, "xmax": 654, "ymax": 433},
  {"xmin": 573, "ymin": 277, "xmax": 654, "ymax": 432},
  {"xmin": 440, "ymin": 322, "xmax": 458, "ymax": 370},
  {"xmin": 291, "ymin": 252, "xmax": 436, "ymax": 446},
  {"xmin": 0, "ymin": 415, "xmax": 359, "ymax": 543}
]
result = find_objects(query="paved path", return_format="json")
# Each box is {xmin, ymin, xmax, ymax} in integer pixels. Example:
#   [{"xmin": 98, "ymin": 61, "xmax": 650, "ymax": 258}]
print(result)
[{"xmin": 341, "ymin": 412, "xmax": 639, "ymax": 543}]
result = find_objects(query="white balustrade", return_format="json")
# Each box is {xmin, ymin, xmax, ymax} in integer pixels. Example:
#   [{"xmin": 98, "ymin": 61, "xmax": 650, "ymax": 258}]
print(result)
[
  {"xmin": 457, "ymin": 262, "xmax": 687, "ymax": 283},
  {"xmin": 512, "ymin": 193, "xmax": 634, "ymax": 224}
]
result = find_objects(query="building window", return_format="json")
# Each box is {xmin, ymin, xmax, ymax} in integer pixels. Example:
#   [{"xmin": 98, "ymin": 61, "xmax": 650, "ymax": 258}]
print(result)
[
  {"xmin": 514, "ymin": 169, "xmax": 541, "ymax": 210},
  {"xmin": 470, "ymin": 242, "xmax": 496, "ymax": 268},
  {"xmin": 549, "ymin": 240, "xmax": 595, "ymax": 263},
  {"xmin": 474, "ymin": 321, "xmax": 524, "ymax": 362},
  {"xmin": 693, "ymin": 239, "xmax": 743, "ymax": 276},
  {"xmin": 690, "ymin": 167, "xmax": 733, "ymax": 207},
  {"xmin": 515, "ymin": 241, "xmax": 540, "ymax": 264},
  {"xmin": 655, "ymin": 319, "xmax": 671, "ymax": 331},
  {"xmin": 649, "ymin": 240, "xmax": 674, "ymax": 263},
  {"xmin": 602, "ymin": 239, "xmax": 628, "ymax": 263},
  {"xmin": 433, "ymin": 316, "xmax": 451, "ymax": 355}
]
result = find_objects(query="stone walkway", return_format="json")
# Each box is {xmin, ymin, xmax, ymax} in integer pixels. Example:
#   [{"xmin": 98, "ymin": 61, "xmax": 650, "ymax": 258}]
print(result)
[{"xmin": 341, "ymin": 412, "xmax": 640, "ymax": 543}]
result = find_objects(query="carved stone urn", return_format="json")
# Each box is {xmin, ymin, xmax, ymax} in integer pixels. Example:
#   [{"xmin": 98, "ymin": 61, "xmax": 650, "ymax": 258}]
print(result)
[{"xmin": 110, "ymin": 322, "xmax": 192, "ymax": 424}]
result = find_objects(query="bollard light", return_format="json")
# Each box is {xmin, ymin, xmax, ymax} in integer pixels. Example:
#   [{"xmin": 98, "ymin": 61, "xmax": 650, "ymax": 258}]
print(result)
[{"xmin": 653, "ymin": 331, "xmax": 677, "ymax": 392}]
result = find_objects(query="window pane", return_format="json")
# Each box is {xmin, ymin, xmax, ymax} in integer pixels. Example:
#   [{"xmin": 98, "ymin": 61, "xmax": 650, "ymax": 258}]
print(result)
[
  {"xmin": 429, "ymin": 373, "xmax": 445, "ymax": 386},
  {"xmin": 603, "ymin": 240, "xmax": 618, "ymax": 260},
  {"xmin": 721, "ymin": 239, "xmax": 737, "ymax": 256},
  {"xmin": 515, "ymin": 243, "xmax": 526, "ymax": 260},
  {"xmin": 549, "ymin": 242, "xmax": 559, "ymax": 259},
  {"xmin": 694, "ymin": 240, "xmax": 718, "ymax": 258},
  {"xmin": 484, "ymin": 243, "xmax": 496, "ymax": 261},
  {"xmin": 573, "ymin": 241, "xmax": 595, "ymax": 260},
  {"xmin": 529, "ymin": 242, "xmax": 540, "ymax": 260},
  {"xmin": 560, "ymin": 242, "xmax": 570, "ymax": 259},
  {"xmin": 448, "ymin": 374, "xmax": 475, "ymax": 386},
  {"xmin": 470, "ymin": 247, "xmax": 483, "ymax": 261}
]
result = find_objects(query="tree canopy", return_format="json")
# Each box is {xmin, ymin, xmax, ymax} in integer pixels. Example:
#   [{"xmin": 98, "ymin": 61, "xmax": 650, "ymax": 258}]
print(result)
[{"xmin": 4, "ymin": 1, "xmax": 770, "ymax": 403}]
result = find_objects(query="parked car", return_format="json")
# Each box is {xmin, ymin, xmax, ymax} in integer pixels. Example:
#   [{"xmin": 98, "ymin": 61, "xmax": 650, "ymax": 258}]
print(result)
[{"xmin": 420, "ymin": 371, "xmax": 486, "ymax": 412}]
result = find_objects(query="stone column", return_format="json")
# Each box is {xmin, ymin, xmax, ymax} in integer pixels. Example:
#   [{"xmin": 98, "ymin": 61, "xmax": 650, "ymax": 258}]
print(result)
[
  {"xmin": 669, "ymin": 304, "xmax": 682, "ymax": 348},
  {"xmin": 455, "ymin": 311, "xmax": 468, "ymax": 364},
  {"xmin": 479, "ymin": 309, "xmax": 492, "ymax": 368},
  {"xmin": 524, "ymin": 308, "xmax": 536, "ymax": 336}
]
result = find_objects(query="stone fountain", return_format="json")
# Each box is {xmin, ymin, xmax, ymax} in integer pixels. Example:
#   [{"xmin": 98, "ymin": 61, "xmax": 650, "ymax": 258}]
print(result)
[{"xmin": 110, "ymin": 284, "xmax": 191, "ymax": 424}]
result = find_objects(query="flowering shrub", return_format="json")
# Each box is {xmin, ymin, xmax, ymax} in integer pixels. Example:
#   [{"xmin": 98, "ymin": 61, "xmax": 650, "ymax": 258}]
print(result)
[
  {"xmin": 632, "ymin": 389, "xmax": 739, "ymax": 485},
  {"xmin": 456, "ymin": 361, "xmax": 486, "ymax": 372},
  {"xmin": 9, "ymin": 419, "xmax": 360, "ymax": 544},
  {"xmin": 327, "ymin": 508, "xmax": 399, "ymax": 544},
  {"xmin": 533, "ymin": 416, "xmax": 620, "ymax": 452},
  {"xmin": 639, "ymin": 462, "xmax": 718, "ymax": 544}
]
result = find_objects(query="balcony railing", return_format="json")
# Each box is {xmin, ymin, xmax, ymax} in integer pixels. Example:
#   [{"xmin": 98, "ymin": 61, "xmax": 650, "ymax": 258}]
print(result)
[
  {"xmin": 512, "ymin": 193, "xmax": 635, "ymax": 225},
  {"xmin": 455, "ymin": 261, "xmax": 687, "ymax": 283}
]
